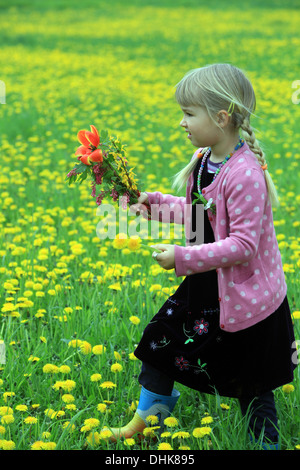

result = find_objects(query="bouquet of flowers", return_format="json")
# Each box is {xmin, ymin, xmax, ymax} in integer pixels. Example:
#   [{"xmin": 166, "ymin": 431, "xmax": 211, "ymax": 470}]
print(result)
[{"xmin": 66, "ymin": 125, "xmax": 150, "ymax": 215}]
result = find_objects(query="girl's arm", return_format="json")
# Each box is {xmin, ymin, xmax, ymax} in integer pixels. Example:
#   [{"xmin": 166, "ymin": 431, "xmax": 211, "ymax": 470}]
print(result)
[
  {"xmin": 147, "ymin": 191, "xmax": 186, "ymax": 224},
  {"xmin": 173, "ymin": 167, "xmax": 267, "ymax": 276},
  {"xmin": 137, "ymin": 191, "xmax": 186, "ymax": 224}
]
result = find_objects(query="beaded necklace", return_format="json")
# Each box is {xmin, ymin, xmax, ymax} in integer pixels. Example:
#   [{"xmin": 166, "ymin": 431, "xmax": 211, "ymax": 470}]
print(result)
[{"xmin": 193, "ymin": 138, "xmax": 245, "ymax": 214}]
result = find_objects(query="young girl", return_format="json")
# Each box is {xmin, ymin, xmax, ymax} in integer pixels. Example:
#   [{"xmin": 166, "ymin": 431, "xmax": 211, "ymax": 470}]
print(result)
[{"xmin": 109, "ymin": 64, "xmax": 297, "ymax": 449}]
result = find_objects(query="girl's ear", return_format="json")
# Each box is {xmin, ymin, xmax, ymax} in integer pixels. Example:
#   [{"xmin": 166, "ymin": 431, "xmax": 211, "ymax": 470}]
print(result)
[{"xmin": 217, "ymin": 110, "xmax": 230, "ymax": 127}]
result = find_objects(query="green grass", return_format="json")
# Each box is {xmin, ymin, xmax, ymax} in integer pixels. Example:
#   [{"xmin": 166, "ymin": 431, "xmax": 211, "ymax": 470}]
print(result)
[{"xmin": 0, "ymin": 0, "xmax": 299, "ymax": 451}]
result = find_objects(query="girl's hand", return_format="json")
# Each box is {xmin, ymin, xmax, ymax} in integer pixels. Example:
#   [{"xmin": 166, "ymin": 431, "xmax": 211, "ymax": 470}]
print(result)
[
  {"xmin": 130, "ymin": 192, "xmax": 149, "ymax": 217},
  {"xmin": 138, "ymin": 192, "xmax": 149, "ymax": 205},
  {"xmin": 151, "ymin": 244, "xmax": 175, "ymax": 270}
]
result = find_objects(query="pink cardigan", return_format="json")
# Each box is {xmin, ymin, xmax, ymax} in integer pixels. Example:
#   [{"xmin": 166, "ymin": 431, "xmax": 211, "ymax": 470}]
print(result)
[{"xmin": 147, "ymin": 143, "xmax": 287, "ymax": 332}]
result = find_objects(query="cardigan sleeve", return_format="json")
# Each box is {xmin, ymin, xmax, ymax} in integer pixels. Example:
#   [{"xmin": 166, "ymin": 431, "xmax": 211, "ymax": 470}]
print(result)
[
  {"xmin": 174, "ymin": 167, "xmax": 267, "ymax": 276},
  {"xmin": 146, "ymin": 191, "xmax": 186, "ymax": 224}
]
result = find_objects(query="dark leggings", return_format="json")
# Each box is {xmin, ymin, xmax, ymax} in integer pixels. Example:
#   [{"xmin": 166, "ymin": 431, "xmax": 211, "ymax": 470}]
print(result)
[{"xmin": 139, "ymin": 362, "xmax": 279, "ymax": 444}]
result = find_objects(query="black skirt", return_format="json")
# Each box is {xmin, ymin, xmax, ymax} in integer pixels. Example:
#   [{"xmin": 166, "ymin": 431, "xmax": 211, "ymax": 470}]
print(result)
[{"xmin": 135, "ymin": 158, "xmax": 297, "ymax": 398}]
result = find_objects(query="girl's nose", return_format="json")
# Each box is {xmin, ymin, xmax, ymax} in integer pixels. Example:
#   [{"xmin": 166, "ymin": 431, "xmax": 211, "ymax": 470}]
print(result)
[{"xmin": 180, "ymin": 117, "xmax": 186, "ymax": 127}]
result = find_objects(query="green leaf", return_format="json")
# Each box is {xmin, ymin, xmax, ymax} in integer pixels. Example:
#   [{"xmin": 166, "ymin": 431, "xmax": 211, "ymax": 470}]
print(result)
[
  {"xmin": 78, "ymin": 172, "xmax": 88, "ymax": 184},
  {"xmin": 75, "ymin": 163, "xmax": 88, "ymax": 174},
  {"xmin": 184, "ymin": 338, "xmax": 194, "ymax": 344}
]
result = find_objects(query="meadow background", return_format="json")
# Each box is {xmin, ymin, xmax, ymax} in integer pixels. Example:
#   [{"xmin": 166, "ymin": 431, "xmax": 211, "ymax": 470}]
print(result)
[{"xmin": 0, "ymin": 0, "xmax": 299, "ymax": 451}]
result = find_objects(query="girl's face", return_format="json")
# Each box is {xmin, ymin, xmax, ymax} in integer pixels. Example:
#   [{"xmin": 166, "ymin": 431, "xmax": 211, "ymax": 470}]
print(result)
[{"xmin": 180, "ymin": 105, "xmax": 222, "ymax": 148}]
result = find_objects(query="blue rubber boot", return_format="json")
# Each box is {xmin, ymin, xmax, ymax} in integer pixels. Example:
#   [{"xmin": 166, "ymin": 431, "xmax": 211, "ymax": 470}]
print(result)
[
  {"xmin": 261, "ymin": 442, "xmax": 279, "ymax": 450},
  {"xmin": 249, "ymin": 434, "xmax": 280, "ymax": 450},
  {"xmin": 110, "ymin": 386, "xmax": 180, "ymax": 441},
  {"xmin": 137, "ymin": 386, "xmax": 180, "ymax": 425}
]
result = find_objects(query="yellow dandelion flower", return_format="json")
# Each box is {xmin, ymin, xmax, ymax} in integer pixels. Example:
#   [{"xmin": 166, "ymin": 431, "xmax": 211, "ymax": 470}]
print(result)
[
  {"xmin": 65, "ymin": 404, "xmax": 77, "ymax": 411},
  {"xmin": 92, "ymin": 344, "xmax": 106, "ymax": 355},
  {"xmin": 62, "ymin": 394, "xmax": 75, "ymax": 404},
  {"xmin": 59, "ymin": 365, "xmax": 71, "ymax": 374},
  {"xmin": 79, "ymin": 341, "xmax": 92, "ymax": 355},
  {"xmin": 192, "ymin": 426, "xmax": 212, "ymax": 438},
  {"xmin": 157, "ymin": 442, "xmax": 173, "ymax": 450},
  {"xmin": 99, "ymin": 381, "xmax": 117, "ymax": 390},
  {"xmin": 164, "ymin": 416, "xmax": 179, "ymax": 427},
  {"xmin": 112, "ymin": 234, "xmax": 128, "ymax": 250},
  {"xmin": 108, "ymin": 282, "xmax": 122, "ymax": 291},
  {"xmin": 149, "ymin": 284, "xmax": 162, "ymax": 293},
  {"xmin": 127, "ymin": 236, "xmax": 141, "ymax": 252},
  {"xmin": 129, "ymin": 315, "xmax": 140, "ymax": 325},
  {"xmin": 81, "ymin": 418, "xmax": 100, "ymax": 431},
  {"xmin": 100, "ymin": 428, "xmax": 113, "ymax": 440},
  {"xmin": 143, "ymin": 426, "xmax": 160, "ymax": 437},
  {"xmin": 80, "ymin": 425, "xmax": 90, "ymax": 433},
  {"xmin": 172, "ymin": 431, "xmax": 190, "ymax": 439},
  {"xmin": 44, "ymin": 408, "xmax": 56, "ymax": 419},
  {"xmin": 146, "ymin": 415, "xmax": 159, "ymax": 425},
  {"xmin": 0, "ymin": 407, "xmax": 13, "ymax": 416},
  {"xmin": 31, "ymin": 440, "xmax": 44, "ymax": 450},
  {"xmin": 63, "ymin": 307, "xmax": 73, "ymax": 314},
  {"xmin": 113, "ymin": 351, "xmax": 122, "ymax": 361},
  {"xmin": 124, "ymin": 438, "xmax": 135, "ymax": 446},
  {"xmin": 282, "ymin": 384, "xmax": 295, "ymax": 394},
  {"xmin": 129, "ymin": 400, "xmax": 139, "ymax": 412},
  {"xmin": 53, "ymin": 380, "xmax": 76, "ymax": 392},
  {"xmin": 1, "ymin": 415, "xmax": 14, "ymax": 425},
  {"xmin": 43, "ymin": 364, "xmax": 60, "ymax": 374},
  {"xmin": 86, "ymin": 431, "xmax": 101, "ymax": 447},
  {"xmin": 3, "ymin": 392, "xmax": 15, "ymax": 402},
  {"xmin": 91, "ymin": 373, "xmax": 102, "ymax": 382},
  {"xmin": 220, "ymin": 403, "xmax": 230, "ymax": 410},
  {"xmin": 24, "ymin": 416, "xmax": 38, "ymax": 425},
  {"xmin": 42, "ymin": 442, "xmax": 56, "ymax": 450},
  {"xmin": 128, "ymin": 352, "xmax": 138, "ymax": 360},
  {"xmin": 111, "ymin": 363, "xmax": 123, "ymax": 373},
  {"xmin": 62, "ymin": 422, "xmax": 76, "ymax": 433},
  {"xmin": 68, "ymin": 339, "xmax": 83, "ymax": 349},
  {"xmin": 1, "ymin": 439, "xmax": 16, "ymax": 450},
  {"xmin": 97, "ymin": 403, "xmax": 108, "ymax": 413},
  {"xmin": 15, "ymin": 405, "xmax": 28, "ymax": 412},
  {"xmin": 201, "ymin": 416, "xmax": 213, "ymax": 425}
]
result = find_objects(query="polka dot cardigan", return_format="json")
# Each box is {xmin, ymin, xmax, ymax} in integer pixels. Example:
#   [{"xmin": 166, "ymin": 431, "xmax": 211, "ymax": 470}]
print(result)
[{"xmin": 146, "ymin": 143, "xmax": 287, "ymax": 332}]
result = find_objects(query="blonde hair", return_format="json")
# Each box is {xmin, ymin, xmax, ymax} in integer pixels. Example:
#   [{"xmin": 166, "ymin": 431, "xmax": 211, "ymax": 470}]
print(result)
[{"xmin": 173, "ymin": 64, "xmax": 279, "ymax": 207}]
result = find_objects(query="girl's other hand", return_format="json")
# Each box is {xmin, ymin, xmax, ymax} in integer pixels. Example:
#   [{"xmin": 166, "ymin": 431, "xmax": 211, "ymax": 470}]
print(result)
[{"xmin": 151, "ymin": 244, "xmax": 175, "ymax": 271}]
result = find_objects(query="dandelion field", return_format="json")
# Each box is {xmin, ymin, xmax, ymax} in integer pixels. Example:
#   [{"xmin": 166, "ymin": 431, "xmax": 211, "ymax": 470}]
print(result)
[{"xmin": 0, "ymin": 0, "xmax": 299, "ymax": 451}]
